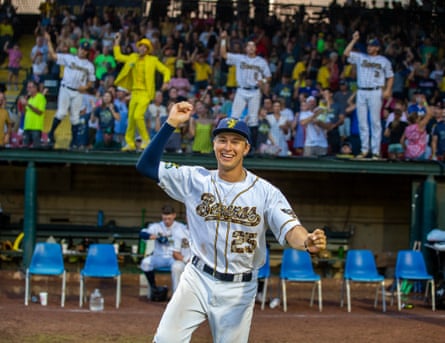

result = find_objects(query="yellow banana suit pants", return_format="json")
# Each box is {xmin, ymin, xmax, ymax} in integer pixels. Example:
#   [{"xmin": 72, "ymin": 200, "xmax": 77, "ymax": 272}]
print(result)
[{"xmin": 125, "ymin": 90, "xmax": 151, "ymax": 147}]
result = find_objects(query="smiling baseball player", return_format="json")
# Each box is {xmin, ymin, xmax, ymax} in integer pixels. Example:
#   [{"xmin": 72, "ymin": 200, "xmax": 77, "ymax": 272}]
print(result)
[
  {"xmin": 136, "ymin": 101, "xmax": 327, "ymax": 343},
  {"xmin": 344, "ymin": 31, "xmax": 394, "ymax": 159},
  {"xmin": 220, "ymin": 30, "xmax": 271, "ymax": 151}
]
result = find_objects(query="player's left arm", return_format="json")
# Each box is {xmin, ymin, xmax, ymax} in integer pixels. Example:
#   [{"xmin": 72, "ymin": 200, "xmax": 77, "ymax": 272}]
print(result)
[
  {"xmin": 383, "ymin": 76, "xmax": 394, "ymax": 99},
  {"xmin": 285, "ymin": 225, "xmax": 327, "ymax": 253}
]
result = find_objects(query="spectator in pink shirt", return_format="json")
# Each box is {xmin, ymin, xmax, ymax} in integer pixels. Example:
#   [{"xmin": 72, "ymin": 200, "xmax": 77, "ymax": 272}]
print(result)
[{"xmin": 3, "ymin": 41, "xmax": 22, "ymax": 90}]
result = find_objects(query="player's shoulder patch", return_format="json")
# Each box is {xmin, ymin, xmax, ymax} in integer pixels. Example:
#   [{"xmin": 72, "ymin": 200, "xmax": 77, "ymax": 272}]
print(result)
[
  {"xmin": 164, "ymin": 162, "xmax": 180, "ymax": 169},
  {"xmin": 281, "ymin": 208, "xmax": 298, "ymax": 219}
]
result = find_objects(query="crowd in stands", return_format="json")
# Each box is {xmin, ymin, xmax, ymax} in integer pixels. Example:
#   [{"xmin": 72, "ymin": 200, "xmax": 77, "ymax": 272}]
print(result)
[{"xmin": 1, "ymin": 0, "xmax": 445, "ymax": 161}]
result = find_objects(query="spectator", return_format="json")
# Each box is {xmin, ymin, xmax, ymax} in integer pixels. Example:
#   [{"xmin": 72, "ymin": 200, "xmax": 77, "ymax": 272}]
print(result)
[
  {"xmin": 190, "ymin": 50, "xmax": 212, "ymax": 94},
  {"xmin": 256, "ymin": 107, "xmax": 278, "ymax": 155},
  {"xmin": 146, "ymin": 90, "xmax": 167, "ymax": 139},
  {"xmin": 168, "ymin": 66, "xmax": 191, "ymax": 101},
  {"xmin": 0, "ymin": 91, "xmax": 12, "ymax": 147},
  {"xmin": 432, "ymin": 105, "xmax": 445, "ymax": 160},
  {"xmin": 113, "ymin": 86, "xmax": 129, "ymax": 147},
  {"xmin": 20, "ymin": 80, "xmax": 47, "ymax": 148},
  {"xmin": 266, "ymin": 99, "xmax": 290, "ymax": 157},
  {"xmin": 334, "ymin": 79, "xmax": 352, "ymax": 141},
  {"xmin": 113, "ymin": 33, "xmax": 170, "ymax": 151},
  {"xmin": 401, "ymin": 106, "xmax": 434, "ymax": 160},
  {"xmin": 384, "ymin": 106, "xmax": 408, "ymax": 160},
  {"xmin": 3, "ymin": 40, "xmax": 22, "ymax": 90},
  {"xmin": 188, "ymin": 100, "xmax": 214, "ymax": 154},
  {"xmin": 320, "ymin": 87, "xmax": 344, "ymax": 155},
  {"xmin": 94, "ymin": 45, "xmax": 116, "ymax": 81},
  {"xmin": 299, "ymin": 96, "xmax": 329, "ymax": 157},
  {"xmin": 90, "ymin": 90, "xmax": 120, "ymax": 145}
]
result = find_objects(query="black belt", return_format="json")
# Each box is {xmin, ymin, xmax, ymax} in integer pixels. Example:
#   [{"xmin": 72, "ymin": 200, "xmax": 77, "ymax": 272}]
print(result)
[
  {"xmin": 241, "ymin": 86, "xmax": 258, "ymax": 90},
  {"xmin": 191, "ymin": 256, "xmax": 252, "ymax": 282},
  {"xmin": 358, "ymin": 87, "xmax": 381, "ymax": 90},
  {"xmin": 62, "ymin": 84, "xmax": 78, "ymax": 92}
]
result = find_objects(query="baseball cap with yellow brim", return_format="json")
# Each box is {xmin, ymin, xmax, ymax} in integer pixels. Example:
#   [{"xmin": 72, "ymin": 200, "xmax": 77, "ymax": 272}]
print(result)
[
  {"xmin": 136, "ymin": 38, "xmax": 153, "ymax": 52},
  {"xmin": 212, "ymin": 118, "xmax": 251, "ymax": 144}
]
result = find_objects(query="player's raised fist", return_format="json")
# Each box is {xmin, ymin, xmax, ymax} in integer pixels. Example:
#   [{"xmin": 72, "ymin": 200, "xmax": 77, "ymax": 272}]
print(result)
[
  {"xmin": 306, "ymin": 228, "xmax": 327, "ymax": 253},
  {"xmin": 167, "ymin": 101, "xmax": 194, "ymax": 128},
  {"xmin": 352, "ymin": 31, "xmax": 360, "ymax": 41}
]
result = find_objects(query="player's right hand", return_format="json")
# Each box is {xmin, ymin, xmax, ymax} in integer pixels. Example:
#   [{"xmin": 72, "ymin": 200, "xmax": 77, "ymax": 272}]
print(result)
[{"xmin": 166, "ymin": 101, "xmax": 193, "ymax": 128}]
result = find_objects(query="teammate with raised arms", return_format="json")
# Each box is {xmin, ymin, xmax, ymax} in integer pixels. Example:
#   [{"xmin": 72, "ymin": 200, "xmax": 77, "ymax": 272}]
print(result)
[
  {"xmin": 219, "ymin": 30, "xmax": 272, "ymax": 151},
  {"xmin": 44, "ymin": 31, "xmax": 96, "ymax": 149},
  {"xmin": 136, "ymin": 101, "xmax": 327, "ymax": 343},
  {"xmin": 344, "ymin": 31, "xmax": 394, "ymax": 159}
]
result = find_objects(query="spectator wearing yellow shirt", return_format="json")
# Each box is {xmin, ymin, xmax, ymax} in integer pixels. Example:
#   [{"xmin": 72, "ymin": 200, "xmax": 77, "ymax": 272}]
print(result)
[
  {"xmin": 0, "ymin": 91, "xmax": 12, "ymax": 147},
  {"xmin": 191, "ymin": 49, "xmax": 212, "ymax": 94},
  {"xmin": 316, "ymin": 55, "xmax": 331, "ymax": 90},
  {"xmin": 20, "ymin": 80, "xmax": 47, "ymax": 148}
]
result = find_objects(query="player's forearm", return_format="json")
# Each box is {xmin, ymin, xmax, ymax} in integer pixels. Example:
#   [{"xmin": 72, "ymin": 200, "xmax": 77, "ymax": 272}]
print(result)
[
  {"xmin": 343, "ymin": 38, "xmax": 357, "ymax": 57},
  {"xmin": 136, "ymin": 121, "xmax": 175, "ymax": 181},
  {"xmin": 285, "ymin": 225, "xmax": 311, "ymax": 251}
]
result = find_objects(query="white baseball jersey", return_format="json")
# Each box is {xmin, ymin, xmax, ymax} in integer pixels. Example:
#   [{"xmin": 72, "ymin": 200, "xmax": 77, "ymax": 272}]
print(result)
[
  {"xmin": 157, "ymin": 162, "xmax": 300, "ymax": 274},
  {"xmin": 140, "ymin": 220, "xmax": 185, "ymax": 258},
  {"xmin": 226, "ymin": 53, "xmax": 271, "ymax": 88},
  {"xmin": 347, "ymin": 51, "xmax": 393, "ymax": 88},
  {"xmin": 56, "ymin": 54, "xmax": 95, "ymax": 88}
]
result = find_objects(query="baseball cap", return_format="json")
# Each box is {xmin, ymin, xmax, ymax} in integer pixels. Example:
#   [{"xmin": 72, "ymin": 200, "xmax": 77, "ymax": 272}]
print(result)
[
  {"xmin": 116, "ymin": 86, "xmax": 128, "ymax": 92},
  {"xmin": 339, "ymin": 79, "xmax": 347, "ymax": 86},
  {"xmin": 306, "ymin": 96, "xmax": 316, "ymax": 103},
  {"xmin": 79, "ymin": 41, "xmax": 90, "ymax": 50},
  {"xmin": 212, "ymin": 118, "xmax": 251, "ymax": 143},
  {"xmin": 367, "ymin": 38, "xmax": 380, "ymax": 47},
  {"xmin": 136, "ymin": 38, "xmax": 153, "ymax": 52}
]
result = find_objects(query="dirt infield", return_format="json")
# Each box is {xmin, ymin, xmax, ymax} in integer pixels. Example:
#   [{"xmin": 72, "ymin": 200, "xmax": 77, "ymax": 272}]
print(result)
[{"xmin": 1, "ymin": 271, "xmax": 444, "ymax": 343}]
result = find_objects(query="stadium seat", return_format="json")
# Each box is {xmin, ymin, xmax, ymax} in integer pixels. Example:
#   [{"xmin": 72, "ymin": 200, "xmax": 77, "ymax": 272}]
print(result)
[
  {"xmin": 25, "ymin": 242, "xmax": 66, "ymax": 307},
  {"xmin": 79, "ymin": 244, "xmax": 121, "ymax": 309},
  {"xmin": 394, "ymin": 250, "xmax": 435, "ymax": 311},
  {"xmin": 280, "ymin": 248, "xmax": 322, "ymax": 312},
  {"xmin": 340, "ymin": 249, "xmax": 386, "ymax": 312}
]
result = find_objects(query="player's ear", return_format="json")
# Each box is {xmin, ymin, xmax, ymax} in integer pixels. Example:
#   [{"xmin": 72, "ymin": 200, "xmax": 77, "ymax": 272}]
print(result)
[{"xmin": 243, "ymin": 141, "xmax": 251, "ymax": 156}]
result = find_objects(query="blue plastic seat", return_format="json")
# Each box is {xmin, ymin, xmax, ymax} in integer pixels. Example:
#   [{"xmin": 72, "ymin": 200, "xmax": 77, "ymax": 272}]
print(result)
[
  {"xmin": 280, "ymin": 248, "xmax": 322, "ymax": 312},
  {"xmin": 257, "ymin": 248, "xmax": 271, "ymax": 310},
  {"xmin": 25, "ymin": 242, "xmax": 66, "ymax": 307},
  {"xmin": 340, "ymin": 250, "xmax": 386, "ymax": 312},
  {"xmin": 79, "ymin": 244, "xmax": 121, "ymax": 309},
  {"xmin": 394, "ymin": 250, "xmax": 435, "ymax": 311}
]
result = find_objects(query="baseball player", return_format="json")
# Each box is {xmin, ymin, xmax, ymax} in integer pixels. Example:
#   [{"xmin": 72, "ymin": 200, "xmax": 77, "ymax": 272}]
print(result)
[
  {"xmin": 136, "ymin": 101, "xmax": 327, "ymax": 343},
  {"xmin": 139, "ymin": 205, "xmax": 186, "ymax": 298},
  {"xmin": 344, "ymin": 31, "xmax": 394, "ymax": 159},
  {"xmin": 219, "ymin": 30, "xmax": 271, "ymax": 151},
  {"xmin": 44, "ymin": 32, "xmax": 96, "ymax": 149}
]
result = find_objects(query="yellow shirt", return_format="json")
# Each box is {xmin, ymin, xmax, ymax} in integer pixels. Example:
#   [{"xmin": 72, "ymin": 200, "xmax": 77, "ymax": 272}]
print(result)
[
  {"xmin": 193, "ymin": 62, "xmax": 212, "ymax": 82},
  {"xmin": 226, "ymin": 65, "xmax": 237, "ymax": 88},
  {"xmin": 0, "ymin": 108, "xmax": 11, "ymax": 146},
  {"xmin": 316, "ymin": 65, "xmax": 330, "ymax": 89},
  {"xmin": 292, "ymin": 61, "xmax": 306, "ymax": 81},
  {"xmin": 164, "ymin": 56, "xmax": 176, "ymax": 76}
]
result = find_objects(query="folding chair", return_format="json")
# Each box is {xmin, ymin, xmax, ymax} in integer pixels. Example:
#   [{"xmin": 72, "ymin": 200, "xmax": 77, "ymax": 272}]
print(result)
[
  {"xmin": 80, "ymin": 244, "xmax": 121, "ymax": 309},
  {"xmin": 25, "ymin": 242, "xmax": 66, "ymax": 307},
  {"xmin": 394, "ymin": 250, "xmax": 435, "ymax": 311},
  {"xmin": 340, "ymin": 249, "xmax": 386, "ymax": 312},
  {"xmin": 280, "ymin": 248, "xmax": 322, "ymax": 312}
]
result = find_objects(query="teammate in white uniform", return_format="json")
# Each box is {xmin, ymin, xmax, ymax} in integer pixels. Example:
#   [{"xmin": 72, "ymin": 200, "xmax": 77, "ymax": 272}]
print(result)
[
  {"xmin": 344, "ymin": 31, "xmax": 394, "ymax": 159},
  {"xmin": 136, "ymin": 101, "xmax": 327, "ymax": 343},
  {"xmin": 219, "ymin": 30, "xmax": 271, "ymax": 151},
  {"xmin": 140, "ymin": 205, "xmax": 187, "ymax": 297},
  {"xmin": 44, "ymin": 32, "xmax": 96, "ymax": 149}
]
